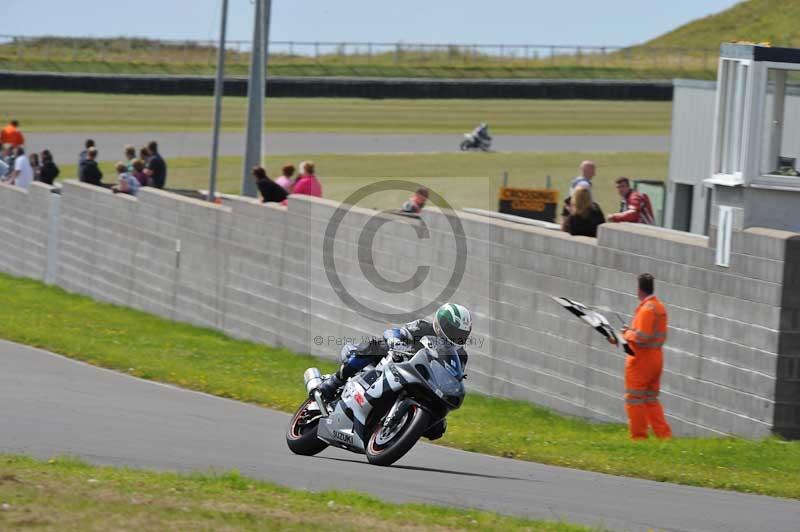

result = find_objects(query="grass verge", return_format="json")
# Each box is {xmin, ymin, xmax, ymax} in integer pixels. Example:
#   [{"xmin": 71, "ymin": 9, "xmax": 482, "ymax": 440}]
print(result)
[
  {"xmin": 0, "ymin": 274, "xmax": 798, "ymax": 499},
  {"xmin": 57, "ymin": 151, "xmax": 668, "ymax": 215},
  {"xmin": 0, "ymin": 91, "xmax": 671, "ymax": 135},
  {"xmin": 0, "ymin": 454, "xmax": 593, "ymax": 531}
]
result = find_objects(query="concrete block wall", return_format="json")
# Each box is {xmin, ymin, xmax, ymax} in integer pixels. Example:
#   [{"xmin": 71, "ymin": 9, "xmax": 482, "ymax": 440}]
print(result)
[
  {"xmin": 0, "ymin": 180, "xmax": 798, "ymax": 438},
  {"xmin": 0, "ymin": 183, "xmax": 54, "ymax": 281}
]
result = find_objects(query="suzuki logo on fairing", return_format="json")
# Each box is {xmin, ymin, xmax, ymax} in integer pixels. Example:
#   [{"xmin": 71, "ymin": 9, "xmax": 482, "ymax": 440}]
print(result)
[{"xmin": 332, "ymin": 430, "xmax": 354, "ymax": 445}]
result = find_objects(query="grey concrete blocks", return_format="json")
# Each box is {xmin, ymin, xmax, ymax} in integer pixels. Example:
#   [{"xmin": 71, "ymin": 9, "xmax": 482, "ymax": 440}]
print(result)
[{"xmin": 1, "ymin": 181, "xmax": 800, "ymax": 438}]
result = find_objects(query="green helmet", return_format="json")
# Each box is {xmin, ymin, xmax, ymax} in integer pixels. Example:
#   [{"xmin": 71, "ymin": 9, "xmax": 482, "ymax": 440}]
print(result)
[{"xmin": 433, "ymin": 303, "xmax": 472, "ymax": 346}]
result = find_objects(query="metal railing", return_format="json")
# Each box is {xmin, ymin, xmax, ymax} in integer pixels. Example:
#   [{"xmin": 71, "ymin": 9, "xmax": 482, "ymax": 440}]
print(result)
[{"xmin": 0, "ymin": 35, "xmax": 719, "ymax": 79}]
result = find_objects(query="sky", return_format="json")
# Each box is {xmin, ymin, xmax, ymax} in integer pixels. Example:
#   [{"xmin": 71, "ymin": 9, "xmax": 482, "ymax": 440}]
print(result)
[{"xmin": 6, "ymin": 0, "xmax": 741, "ymax": 47}]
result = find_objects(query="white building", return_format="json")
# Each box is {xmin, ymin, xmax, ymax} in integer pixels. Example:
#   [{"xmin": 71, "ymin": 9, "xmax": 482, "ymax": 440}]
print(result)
[{"xmin": 665, "ymin": 44, "xmax": 800, "ymax": 235}]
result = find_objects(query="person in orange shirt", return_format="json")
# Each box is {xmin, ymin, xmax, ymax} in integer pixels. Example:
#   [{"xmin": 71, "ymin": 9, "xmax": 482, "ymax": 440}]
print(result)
[
  {"xmin": 622, "ymin": 273, "xmax": 672, "ymax": 440},
  {"xmin": 0, "ymin": 120, "xmax": 25, "ymax": 148}
]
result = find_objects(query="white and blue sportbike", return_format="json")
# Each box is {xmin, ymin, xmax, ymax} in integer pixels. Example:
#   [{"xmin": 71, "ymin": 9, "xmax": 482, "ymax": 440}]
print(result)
[{"xmin": 286, "ymin": 336, "xmax": 467, "ymax": 466}]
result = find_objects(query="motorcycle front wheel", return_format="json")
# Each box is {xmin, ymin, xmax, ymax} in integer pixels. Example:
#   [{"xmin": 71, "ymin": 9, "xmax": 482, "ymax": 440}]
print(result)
[
  {"xmin": 459, "ymin": 140, "xmax": 471, "ymax": 151},
  {"xmin": 365, "ymin": 403, "xmax": 431, "ymax": 466},
  {"xmin": 286, "ymin": 398, "xmax": 329, "ymax": 456}
]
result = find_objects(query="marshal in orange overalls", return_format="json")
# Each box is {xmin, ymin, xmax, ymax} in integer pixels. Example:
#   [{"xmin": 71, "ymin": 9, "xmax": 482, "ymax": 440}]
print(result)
[{"xmin": 622, "ymin": 295, "xmax": 672, "ymax": 440}]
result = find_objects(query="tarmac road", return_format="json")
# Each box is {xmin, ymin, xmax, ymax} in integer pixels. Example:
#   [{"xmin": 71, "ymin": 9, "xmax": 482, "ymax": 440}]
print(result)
[
  {"xmin": 1, "ymin": 339, "xmax": 797, "ymax": 532},
  {"xmin": 23, "ymin": 132, "xmax": 668, "ymax": 162}
]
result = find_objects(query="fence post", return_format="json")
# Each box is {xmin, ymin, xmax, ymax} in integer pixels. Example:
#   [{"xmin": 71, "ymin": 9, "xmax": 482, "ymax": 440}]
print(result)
[
  {"xmin": 550, "ymin": 45, "xmax": 555, "ymax": 65},
  {"xmin": 395, "ymin": 43, "xmax": 400, "ymax": 63}
]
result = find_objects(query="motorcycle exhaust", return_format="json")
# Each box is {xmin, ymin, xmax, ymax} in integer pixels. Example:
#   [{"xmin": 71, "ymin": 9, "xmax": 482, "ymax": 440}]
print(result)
[
  {"xmin": 303, "ymin": 368, "xmax": 329, "ymax": 416},
  {"xmin": 304, "ymin": 368, "xmax": 323, "ymax": 395}
]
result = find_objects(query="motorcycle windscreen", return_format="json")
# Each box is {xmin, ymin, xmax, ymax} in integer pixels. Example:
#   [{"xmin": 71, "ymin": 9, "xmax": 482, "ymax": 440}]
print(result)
[{"xmin": 427, "ymin": 346, "xmax": 465, "ymax": 403}]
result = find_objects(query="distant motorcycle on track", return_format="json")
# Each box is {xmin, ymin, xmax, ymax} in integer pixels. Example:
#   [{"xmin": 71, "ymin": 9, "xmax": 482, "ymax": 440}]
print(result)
[
  {"xmin": 460, "ymin": 122, "xmax": 493, "ymax": 151},
  {"xmin": 286, "ymin": 337, "xmax": 466, "ymax": 466}
]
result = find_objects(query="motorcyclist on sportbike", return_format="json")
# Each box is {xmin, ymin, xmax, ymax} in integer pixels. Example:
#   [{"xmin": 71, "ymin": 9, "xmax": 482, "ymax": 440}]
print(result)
[
  {"xmin": 318, "ymin": 303, "xmax": 473, "ymax": 439},
  {"xmin": 471, "ymin": 122, "xmax": 492, "ymax": 147}
]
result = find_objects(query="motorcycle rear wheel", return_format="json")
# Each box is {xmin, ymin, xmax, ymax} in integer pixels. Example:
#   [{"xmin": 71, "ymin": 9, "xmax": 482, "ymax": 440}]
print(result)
[
  {"xmin": 365, "ymin": 404, "xmax": 431, "ymax": 466},
  {"xmin": 286, "ymin": 398, "xmax": 329, "ymax": 456}
]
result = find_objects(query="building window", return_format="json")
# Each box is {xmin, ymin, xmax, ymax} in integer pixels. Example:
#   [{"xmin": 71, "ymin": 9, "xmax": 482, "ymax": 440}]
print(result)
[
  {"xmin": 759, "ymin": 69, "xmax": 800, "ymax": 182},
  {"xmin": 713, "ymin": 59, "xmax": 749, "ymax": 181}
]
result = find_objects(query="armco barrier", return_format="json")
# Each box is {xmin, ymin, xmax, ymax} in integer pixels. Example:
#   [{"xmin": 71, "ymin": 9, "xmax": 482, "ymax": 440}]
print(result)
[
  {"xmin": 0, "ymin": 180, "xmax": 797, "ymax": 438},
  {"xmin": 0, "ymin": 71, "xmax": 674, "ymax": 100}
]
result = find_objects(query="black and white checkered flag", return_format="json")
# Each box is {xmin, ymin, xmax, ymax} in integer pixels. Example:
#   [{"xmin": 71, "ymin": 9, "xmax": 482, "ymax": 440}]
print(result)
[{"xmin": 550, "ymin": 296, "xmax": 630, "ymax": 353}]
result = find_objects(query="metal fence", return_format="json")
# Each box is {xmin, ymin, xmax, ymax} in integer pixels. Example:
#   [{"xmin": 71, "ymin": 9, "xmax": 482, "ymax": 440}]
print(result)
[{"xmin": 0, "ymin": 35, "xmax": 718, "ymax": 78}]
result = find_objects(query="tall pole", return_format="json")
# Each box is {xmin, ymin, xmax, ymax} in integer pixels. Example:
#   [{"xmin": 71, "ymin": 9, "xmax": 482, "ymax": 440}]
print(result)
[
  {"xmin": 242, "ymin": 0, "xmax": 272, "ymax": 197},
  {"xmin": 208, "ymin": 0, "xmax": 229, "ymax": 203}
]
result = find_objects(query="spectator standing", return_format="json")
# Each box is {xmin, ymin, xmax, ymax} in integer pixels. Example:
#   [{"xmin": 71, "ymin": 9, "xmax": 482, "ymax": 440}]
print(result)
[
  {"xmin": 29, "ymin": 152, "xmax": 41, "ymax": 181},
  {"xmin": 79, "ymin": 147, "xmax": 104, "ymax": 186},
  {"xmin": 621, "ymin": 273, "xmax": 672, "ymax": 440},
  {"xmin": 112, "ymin": 162, "xmax": 140, "ymax": 196},
  {"xmin": 39, "ymin": 150, "xmax": 60, "ymax": 185},
  {"xmin": 292, "ymin": 161, "xmax": 322, "ymax": 197},
  {"xmin": 7, "ymin": 146, "xmax": 34, "ymax": 189},
  {"xmin": 1, "ymin": 144, "xmax": 15, "ymax": 177},
  {"xmin": 571, "ymin": 160, "xmax": 596, "ymax": 193},
  {"xmin": 124, "ymin": 145, "xmax": 136, "ymax": 171},
  {"xmin": 0, "ymin": 120, "xmax": 25, "ymax": 148},
  {"xmin": 275, "ymin": 163, "xmax": 295, "ymax": 192},
  {"xmin": 144, "ymin": 140, "xmax": 167, "ymax": 189},
  {"xmin": 131, "ymin": 159, "xmax": 149, "ymax": 187},
  {"xmin": 252, "ymin": 166, "xmax": 288, "ymax": 204},
  {"xmin": 561, "ymin": 186, "xmax": 605, "ymax": 237},
  {"xmin": 79, "ymin": 139, "xmax": 95, "ymax": 167},
  {"xmin": 607, "ymin": 177, "xmax": 655, "ymax": 224},
  {"xmin": 401, "ymin": 186, "xmax": 429, "ymax": 214}
]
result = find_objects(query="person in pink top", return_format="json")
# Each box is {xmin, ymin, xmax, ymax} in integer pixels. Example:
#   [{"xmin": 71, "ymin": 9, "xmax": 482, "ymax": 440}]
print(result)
[
  {"xmin": 292, "ymin": 161, "xmax": 322, "ymax": 197},
  {"xmin": 275, "ymin": 163, "xmax": 294, "ymax": 192}
]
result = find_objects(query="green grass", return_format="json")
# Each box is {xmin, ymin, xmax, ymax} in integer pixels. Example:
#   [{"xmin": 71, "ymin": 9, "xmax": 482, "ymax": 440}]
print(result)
[
  {"xmin": 0, "ymin": 455, "xmax": 593, "ymax": 531},
  {"xmin": 1, "ymin": 274, "xmax": 799, "ymax": 499},
  {"xmin": 0, "ymin": 90, "xmax": 672, "ymax": 135},
  {"xmin": 636, "ymin": 0, "xmax": 800, "ymax": 50},
  {"xmin": 0, "ymin": 36, "xmax": 716, "ymax": 79},
  {"xmin": 58, "ymin": 152, "xmax": 668, "ymax": 216}
]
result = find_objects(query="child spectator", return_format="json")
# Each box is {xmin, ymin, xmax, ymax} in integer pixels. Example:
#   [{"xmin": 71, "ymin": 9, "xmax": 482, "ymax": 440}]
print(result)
[
  {"xmin": 402, "ymin": 186, "xmax": 429, "ymax": 214},
  {"xmin": 562, "ymin": 185, "xmax": 605, "ymax": 237},
  {"xmin": 0, "ymin": 120, "xmax": 25, "ymax": 148},
  {"xmin": 124, "ymin": 145, "xmax": 136, "ymax": 171},
  {"xmin": 38, "ymin": 150, "xmax": 60, "ymax": 185},
  {"xmin": 79, "ymin": 147, "xmax": 104, "ymax": 186},
  {"xmin": 112, "ymin": 162, "xmax": 140, "ymax": 196},
  {"xmin": 131, "ymin": 159, "xmax": 150, "ymax": 187},
  {"xmin": 139, "ymin": 146, "xmax": 150, "ymax": 162},
  {"xmin": 252, "ymin": 166, "xmax": 288, "ymax": 204},
  {"xmin": 292, "ymin": 161, "xmax": 322, "ymax": 198},
  {"xmin": 275, "ymin": 163, "xmax": 294, "ymax": 192}
]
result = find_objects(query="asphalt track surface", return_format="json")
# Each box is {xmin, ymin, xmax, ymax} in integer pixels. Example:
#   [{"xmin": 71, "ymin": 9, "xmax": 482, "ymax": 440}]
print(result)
[
  {"xmin": 2, "ymin": 339, "xmax": 797, "ymax": 532},
  {"xmin": 24, "ymin": 132, "xmax": 668, "ymax": 162}
]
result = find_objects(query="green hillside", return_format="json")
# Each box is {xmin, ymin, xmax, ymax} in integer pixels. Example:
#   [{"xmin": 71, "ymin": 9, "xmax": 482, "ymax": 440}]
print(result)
[{"xmin": 637, "ymin": 0, "xmax": 800, "ymax": 50}]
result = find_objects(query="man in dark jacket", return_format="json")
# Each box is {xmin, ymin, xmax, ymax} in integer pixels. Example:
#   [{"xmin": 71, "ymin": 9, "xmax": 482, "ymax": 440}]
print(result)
[
  {"xmin": 78, "ymin": 147, "xmax": 103, "ymax": 186},
  {"xmin": 145, "ymin": 140, "xmax": 167, "ymax": 189}
]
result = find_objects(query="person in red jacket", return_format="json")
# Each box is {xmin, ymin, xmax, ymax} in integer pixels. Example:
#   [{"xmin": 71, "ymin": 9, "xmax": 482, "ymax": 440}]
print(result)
[
  {"xmin": 608, "ymin": 177, "xmax": 654, "ymax": 224},
  {"xmin": 622, "ymin": 273, "xmax": 672, "ymax": 440},
  {"xmin": 292, "ymin": 161, "xmax": 322, "ymax": 197},
  {"xmin": 0, "ymin": 120, "xmax": 25, "ymax": 148}
]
